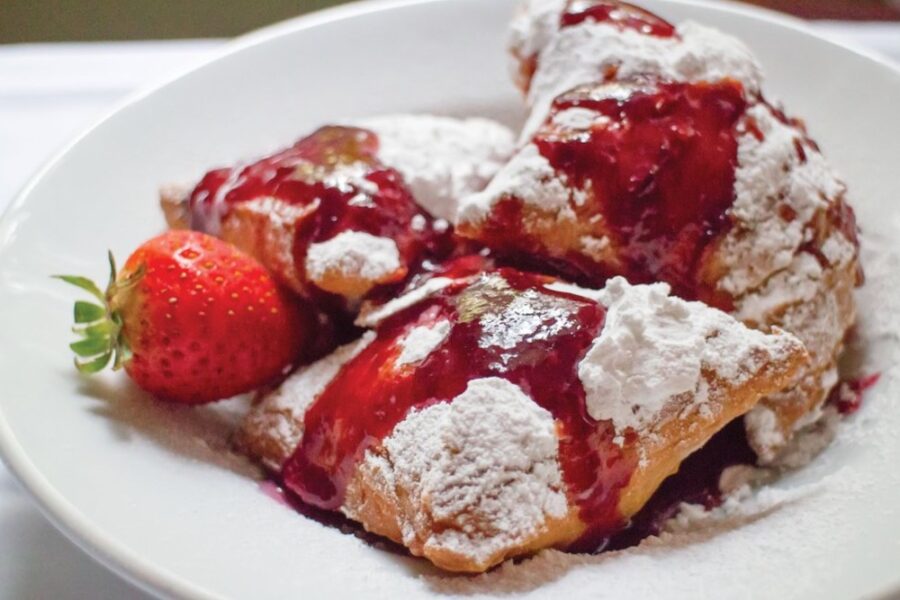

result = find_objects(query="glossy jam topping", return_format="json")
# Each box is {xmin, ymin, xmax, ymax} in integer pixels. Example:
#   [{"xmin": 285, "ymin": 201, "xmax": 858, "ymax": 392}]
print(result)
[
  {"xmin": 188, "ymin": 126, "xmax": 444, "ymax": 298},
  {"xmin": 532, "ymin": 79, "xmax": 747, "ymax": 305},
  {"xmin": 561, "ymin": 0, "xmax": 677, "ymax": 37},
  {"xmin": 281, "ymin": 268, "xmax": 638, "ymax": 539}
]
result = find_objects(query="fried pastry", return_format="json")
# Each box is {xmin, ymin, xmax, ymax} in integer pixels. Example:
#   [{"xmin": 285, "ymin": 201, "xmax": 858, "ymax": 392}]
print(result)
[
  {"xmin": 459, "ymin": 0, "xmax": 862, "ymax": 463},
  {"xmin": 161, "ymin": 116, "xmax": 514, "ymax": 308},
  {"xmin": 237, "ymin": 268, "xmax": 807, "ymax": 572},
  {"xmin": 508, "ymin": 0, "xmax": 762, "ymax": 139}
]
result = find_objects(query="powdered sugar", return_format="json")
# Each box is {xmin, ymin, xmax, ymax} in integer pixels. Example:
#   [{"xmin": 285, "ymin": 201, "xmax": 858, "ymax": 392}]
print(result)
[
  {"xmin": 732, "ymin": 253, "xmax": 827, "ymax": 324},
  {"xmin": 238, "ymin": 196, "xmax": 313, "ymax": 227},
  {"xmin": 409, "ymin": 214, "xmax": 426, "ymax": 232},
  {"xmin": 395, "ymin": 320, "xmax": 451, "ymax": 367},
  {"xmin": 544, "ymin": 280, "xmax": 604, "ymax": 302},
  {"xmin": 304, "ymin": 230, "xmax": 401, "ymax": 288},
  {"xmin": 716, "ymin": 101, "xmax": 858, "ymax": 457},
  {"xmin": 508, "ymin": 0, "xmax": 567, "ymax": 74},
  {"xmin": 578, "ymin": 277, "xmax": 799, "ymax": 434},
  {"xmin": 663, "ymin": 480, "xmax": 821, "ymax": 535},
  {"xmin": 376, "ymin": 377, "xmax": 568, "ymax": 568},
  {"xmin": 457, "ymin": 142, "xmax": 584, "ymax": 224},
  {"xmin": 767, "ymin": 405, "xmax": 841, "ymax": 470},
  {"xmin": 579, "ymin": 279, "xmax": 704, "ymax": 431},
  {"xmin": 513, "ymin": 0, "xmax": 763, "ymax": 138},
  {"xmin": 356, "ymin": 276, "xmax": 456, "ymax": 328},
  {"xmin": 551, "ymin": 107, "xmax": 605, "ymax": 130},
  {"xmin": 350, "ymin": 114, "xmax": 516, "ymax": 222},
  {"xmin": 719, "ymin": 103, "xmax": 849, "ymax": 307},
  {"xmin": 743, "ymin": 405, "xmax": 786, "ymax": 460}
]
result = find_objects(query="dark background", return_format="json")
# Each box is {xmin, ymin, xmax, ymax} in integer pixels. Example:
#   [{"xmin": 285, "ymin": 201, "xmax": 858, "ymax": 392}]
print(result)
[{"xmin": 2, "ymin": 0, "xmax": 898, "ymax": 43}]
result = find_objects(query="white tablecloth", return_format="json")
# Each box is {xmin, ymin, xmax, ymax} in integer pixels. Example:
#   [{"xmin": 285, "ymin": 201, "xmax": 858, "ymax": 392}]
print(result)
[{"xmin": 0, "ymin": 24, "xmax": 897, "ymax": 599}]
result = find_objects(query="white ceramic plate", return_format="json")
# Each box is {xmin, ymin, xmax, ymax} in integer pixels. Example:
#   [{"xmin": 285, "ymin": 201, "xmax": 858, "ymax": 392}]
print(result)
[{"xmin": 2, "ymin": 1, "xmax": 900, "ymax": 598}]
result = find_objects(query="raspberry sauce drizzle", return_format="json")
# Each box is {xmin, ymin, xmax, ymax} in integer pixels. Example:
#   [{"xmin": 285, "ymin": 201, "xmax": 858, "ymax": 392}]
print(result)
[
  {"xmin": 561, "ymin": 0, "xmax": 677, "ymax": 37},
  {"xmin": 532, "ymin": 79, "xmax": 747, "ymax": 306},
  {"xmin": 281, "ymin": 268, "xmax": 638, "ymax": 540},
  {"xmin": 187, "ymin": 126, "xmax": 444, "ymax": 299}
]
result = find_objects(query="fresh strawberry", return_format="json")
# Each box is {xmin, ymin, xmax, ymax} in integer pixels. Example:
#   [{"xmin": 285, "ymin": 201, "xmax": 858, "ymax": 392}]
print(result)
[{"xmin": 56, "ymin": 230, "xmax": 309, "ymax": 403}]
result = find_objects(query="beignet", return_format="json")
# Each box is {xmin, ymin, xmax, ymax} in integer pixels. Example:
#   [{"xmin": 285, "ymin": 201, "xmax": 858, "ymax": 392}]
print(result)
[{"xmin": 238, "ymin": 268, "xmax": 806, "ymax": 571}]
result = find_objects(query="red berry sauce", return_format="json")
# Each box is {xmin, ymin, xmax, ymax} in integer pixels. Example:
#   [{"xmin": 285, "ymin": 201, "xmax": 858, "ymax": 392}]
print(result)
[
  {"xmin": 481, "ymin": 79, "xmax": 747, "ymax": 308},
  {"xmin": 829, "ymin": 372, "xmax": 880, "ymax": 415},
  {"xmin": 187, "ymin": 126, "xmax": 446, "ymax": 300},
  {"xmin": 561, "ymin": 0, "xmax": 677, "ymax": 38},
  {"xmin": 281, "ymin": 268, "xmax": 639, "ymax": 542}
]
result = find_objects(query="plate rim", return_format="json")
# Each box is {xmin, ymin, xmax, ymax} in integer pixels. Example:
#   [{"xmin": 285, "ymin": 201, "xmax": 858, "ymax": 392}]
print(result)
[{"xmin": 0, "ymin": 1, "xmax": 898, "ymax": 598}]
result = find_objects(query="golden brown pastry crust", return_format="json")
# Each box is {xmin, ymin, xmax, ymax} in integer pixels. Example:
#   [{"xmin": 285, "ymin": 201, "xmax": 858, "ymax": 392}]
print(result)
[
  {"xmin": 220, "ymin": 199, "xmax": 317, "ymax": 297},
  {"xmin": 742, "ymin": 250, "xmax": 858, "ymax": 462}
]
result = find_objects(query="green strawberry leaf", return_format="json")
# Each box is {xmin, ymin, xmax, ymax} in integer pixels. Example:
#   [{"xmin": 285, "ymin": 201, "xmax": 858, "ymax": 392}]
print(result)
[
  {"xmin": 52, "ymin": 275, "xmax": 105, "ymax": 302},
  {"xmin": 74, "ymin": 351, "xmax": 112, "ymax": 374},
  {"xmin": 74, "ymin": 301, "xmax": 105, "ymax": 323},
  {"xmin": 73, "ymin": 320, "xmax": 115, "ymax": 338},
  {"xmin": 57, "ymin": 251, "xmax": 138, "ymax": 377},
  {"xmin": 107, "ymin": 251, "xmax": 117, "ymax": 288},
  {"xmin": 70, "ymin": 335, "xmax": 111, "ymax": 357}
]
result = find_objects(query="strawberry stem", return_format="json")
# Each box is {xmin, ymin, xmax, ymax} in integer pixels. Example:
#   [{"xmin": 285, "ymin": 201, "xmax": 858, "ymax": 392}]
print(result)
[{"xmin": 53, "ymin": 252, "xmax": 144, "ymax": 374}]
